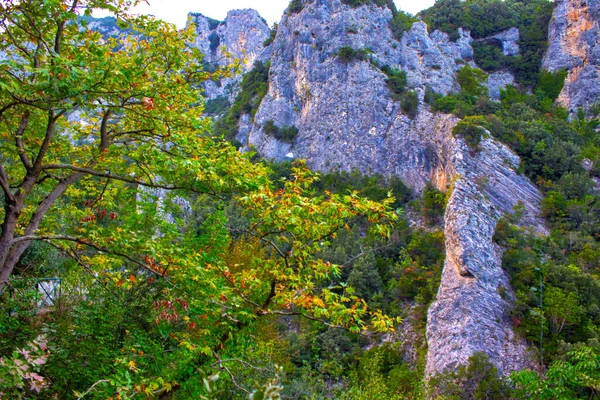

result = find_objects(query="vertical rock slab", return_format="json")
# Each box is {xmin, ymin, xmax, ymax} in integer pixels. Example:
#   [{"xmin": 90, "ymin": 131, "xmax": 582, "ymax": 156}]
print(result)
[
  {"xmin": 543, "ymin": 0, "xmax": 600, "ymax": 114},
  {"xmin": 426, "ymin": 138, "xmax": 544, "ymax": 376},
  {"xmin": 187, "ymin": 10, "xmax": 270, "ymax": 100}
]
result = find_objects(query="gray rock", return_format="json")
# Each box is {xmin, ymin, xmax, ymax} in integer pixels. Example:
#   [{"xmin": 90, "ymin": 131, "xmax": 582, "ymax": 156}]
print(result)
[
  {"xmin": 426, "ymin": 135, "xmax": 545, "ymax": 377},
  {"xmin": 543, "ymin": 0, "xmax": 600, "ymax": 114},
  {"xmin": 242, "ymin": 0, "xmax": 545, "ymax": 376},
  {"xmin": 187, "ymin": 10, "xmax": 270, "ymax": 101},
  {"xmin": 489, "ymin": 27, "xmax": 520, "ymax": 56},
  {"xmin": 487, "ymin": 71, "xmax": 515, "ymax": 101}
]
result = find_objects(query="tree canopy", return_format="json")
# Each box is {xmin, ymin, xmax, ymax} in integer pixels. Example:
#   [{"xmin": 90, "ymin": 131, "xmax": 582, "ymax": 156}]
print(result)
[{"xmin": 0, "ymin": 1, "xmax": 398, "ymax": 397}]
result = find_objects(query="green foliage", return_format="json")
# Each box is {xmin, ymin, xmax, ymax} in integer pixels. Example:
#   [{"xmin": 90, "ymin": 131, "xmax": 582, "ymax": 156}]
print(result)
[
  {"xmin": 424, "ymin": 85, "xmax": 442, "ymax": 105},
  {"xmin": 420, "ymin": 0, "xmax": 555, "ymax": 87},
  {"xmin": 428, "ymin": 352, "xmax": 511, "ymax": 399},
  {"xmin": 337, "ymin": 46, "xmax": 370, "ymax": 63},
  {"xmin": 287, "ymin": 0, "xmax": 304, "ymax": 14},
  {"xmin": 263, "ymin": 120, "xmax": 299, "ymax": 143},
  {"xmin": 263, "ymin": 23, "xmax": 278, "ymax": 47},
  {"xmin": 538, "ymin": 70, "xmax": 568, "ymax": 102},
  {"xmin": 389, "ymin": 10, "xmax": 416, "ymax": 40},
  {"xmin": 420, "ymin": 183, "xmax": 447, "ymax": 224},
  {"xmin": 401, "ymin": 90, "xmax": 419, "ymax": 119},
  {"xmin": 203, "ymin": 96, "xmax": 230, "ymax": 116},
  {"xmin": 452, "ymin": 116, "xmax": 487, "ymax": 149},
  {"xmin": 0, "ymin": 335, "xmax": 49, "ymax": 397},
  {"xmin": 457, "ymin": 65, "xmax": 488, "ymax": 97},
  {"xmin": 472, "ymin": 41, "xmax": 506, "ymax": 72},
  {"xmin": 512, "ymin": 345, "xmax": 600, "ymax": 399},
  {"xmin": 381, "ymin": 66, "xmax": 407, "ymax": 101},
  {"xmin": 213, "ymin": 61, "xmax": 270, "ymax": 145}
]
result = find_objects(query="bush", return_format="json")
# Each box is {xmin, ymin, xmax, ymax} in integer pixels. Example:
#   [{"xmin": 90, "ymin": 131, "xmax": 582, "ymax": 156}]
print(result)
[
  {"xmin": 288, "ymin": 0, "xmax": 303, "ymax": 14},
  {"xmin": 452, "ymin": 116, "xmax": 487, "ymax": 149},
  {"xmin": 213, "ymin": 61, "xmax": 270, "ymax": 144},
  {"xmin": 428, "ymin": 352, "xmax": 511, "ymax": 399},
  {"xmin": 203, "ymin": 96, "xmax": 230, "ymax": 116},
  {"xmin": 421, "ymin": 183, "xmax": 446, "ymax": 224},
  {"xmin": 380, "ymin": 65, "xmax": 407, "ymax": 100},
  {"xmin": 537, "ymin": 70, "xmax": 568, "ymax": 102},
  {"xmin": 337, "ymin": 46, "xmax": 369, "ymax": 63},
  {"xmin": 424, "ymin": 85, "xmax": 441, "ymax": 105},
  {"xmin": 473, "ymin": 41, "xmax": 505, "ymax": 72},
  {"xmin": 390, "ymin": 11, "xmax": 416, "ymax": 40},
  {"xmin": 457, "ymin": 65, "xmax": 488, "ymax": 97},
  {"xmin": 263, "ymin": 23, "xmax": 278, "ymax": 47},
  {"xmin": 263, "ymin": 120, "xmax": 299, "ymax": 142},
  {"xmin": 401, "ymin": 90, "xmax": 419, "ymax": 119}
]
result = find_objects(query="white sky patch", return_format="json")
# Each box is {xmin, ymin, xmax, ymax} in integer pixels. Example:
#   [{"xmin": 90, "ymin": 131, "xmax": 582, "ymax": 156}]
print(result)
[{"xmin": 95, "ymin": 0, "xmax": 435, "ymax": 27}]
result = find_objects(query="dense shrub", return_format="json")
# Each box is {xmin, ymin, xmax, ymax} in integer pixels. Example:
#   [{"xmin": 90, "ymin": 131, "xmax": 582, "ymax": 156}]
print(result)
[
  {"xmin": 457, "ymin": 65, "xmax": 488, "ymax": 97},
  {"xmin": 337, "ymin": 46, "xmax": 370, "ymax": 63},
  {"xmin": 401, "ymin": 90, "xmax": 419, "ymax": 119},
  {"xmin": 381, "ymin": 65, "xmax": 407, "ymax": 100},
  {"xmin": 424, "ymin": 85, "xmax": 441, "ymax": 105},
  {"xmin": 263, "ymin": 120, "xmax": 299, "ymax": 142},
  {"xmin": 473, "ymin": 41, "xmax": 505, "ymax": 72},
  {"xmin": 263, "ymin": 23, "xmax": 278, "ymax": 46},
  {"xmin": 203, "ymin": 95, "xmax": 230, "ymax": 116},
  {"xmin": 288, "ymin": 0, "xmax": 304, "ymax": 14},
  {"xmin": 213, "ymin": 61, "xmax": 270, "ymax": 145},
  {"xmin": 420, "ymin": 183, "xmax": 447, "ymax": 224},
  {"xmin": 537, "ymin": 69, "xmax": 568, "ymax": 102},
  {"xmin": 452, "ymin": 116, "xmax": 487, "ymax": 149},
  {"xmin": 419, "ymin": 0, "xmax": 555, "ymax": 87},
  {"xmin": 390, "ymin": 10, "xmax": 416, "ymax": 40}
]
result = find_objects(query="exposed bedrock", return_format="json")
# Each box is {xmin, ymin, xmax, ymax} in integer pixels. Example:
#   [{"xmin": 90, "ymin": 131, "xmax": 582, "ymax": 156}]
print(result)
[
  {"xmin": 543, "ymin": 0, "xmax": 600, "ymax": 114},
  {"xmin": 239, "ymin": 0, "xmax": 545, "ymax": 375}
]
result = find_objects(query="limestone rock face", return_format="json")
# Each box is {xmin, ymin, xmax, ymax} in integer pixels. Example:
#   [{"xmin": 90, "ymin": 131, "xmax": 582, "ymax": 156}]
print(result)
[
  {"xmin": 426, "ymin": 136, "xmax": 544, "ymax": 376},
  {"xmin": 488, "ymin": 27, "xmax": 520, "ymax": 56},
  {"xmin": 187, "ymin": 10, "xmax": 270, "ymax": 100},
  {"xmin": 543, "ymin": 0, "xmax": 600, "ymax": 114},
  {"xmin": 487, "ymin": 71, "xmax": 515, "ymax": 101},
  {"xmin": 245, "ymin": 0, "xmax": 474, "ymax": 188},
  {"xmin": 240, "ymin": 0, "xmax": 544, "ymax": 376}
]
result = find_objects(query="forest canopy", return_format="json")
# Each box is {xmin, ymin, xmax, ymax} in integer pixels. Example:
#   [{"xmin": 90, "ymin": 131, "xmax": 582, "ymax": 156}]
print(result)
[{"xmin": 0, "ymin": 0, "xmax": 398, "ymax": 397}]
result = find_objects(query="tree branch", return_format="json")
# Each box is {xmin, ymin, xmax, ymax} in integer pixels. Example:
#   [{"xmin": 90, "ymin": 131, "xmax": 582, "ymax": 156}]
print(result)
[
  {"xmin": 99, "ymin": 109, "xmax": 111, "ymax": 151},
  {"xmin": 10, "ymin": 235, "xmax": 160, "ymax": 275},
  {"xmin": 212, "ymin": 351, "xmax": 250, "ymax": 395},
  {"xmin": 0, "ymin": 102, "xmax": 18, "ymax": 121},
  {"xmin": 15, "ymin": 110, "xmax": 32, "ymax": 170},
  {"xmin": 42, "ymin": 164, "xmax": 203, "ymax": 192},
  {"xmin": 76, "ymin": 379, "xmax": 109, "ymax": 400},
  {"xmin": 0, "ymin": 164, "xmax": 14, "ymax": 203},
  {"xmin": 32, "ymin": 110, "xmax": 56, "ymax": 171},
  {"xmin": 261, "ymin": 279, "xmax": 277, "ymax": 311}
]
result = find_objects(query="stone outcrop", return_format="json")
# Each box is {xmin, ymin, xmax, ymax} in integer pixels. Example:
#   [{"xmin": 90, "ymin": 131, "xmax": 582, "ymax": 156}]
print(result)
[
  {"xmin": 244, "ymin": 0, "xmax": 474, "ymax": 184},
  {"xmin": 237, "ymin": 0, "xmax": 544, "ymax": 376},
  {"xmin": 187, "ymin": 10, "xmax": 270, "ymax": 100},
  {"xmin": 426, "ymin": 136, "xmax": 543, "ymax": 376},
  {"xmin": 483, "ymin": 27, "xmax": 520, "ymax": 56},
  {"xmin": 543, "ymin": 0, "xmax": 600, "ymax": 114},
  {"xmin": 487, "ymin": 71, "xmax": 515, "ymax": 101}
]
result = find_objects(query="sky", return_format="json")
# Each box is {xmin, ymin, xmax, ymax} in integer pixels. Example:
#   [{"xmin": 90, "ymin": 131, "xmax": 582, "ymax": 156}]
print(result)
[{"xmin": 102, "ymin": 0, "xmax": 435, "ymax": 27}]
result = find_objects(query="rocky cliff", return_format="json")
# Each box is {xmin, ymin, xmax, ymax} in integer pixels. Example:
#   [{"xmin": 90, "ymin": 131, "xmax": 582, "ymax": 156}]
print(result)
[
  {"xmin": 232, "ymin": 0, "xmax": 544, "ymax": 376},
  {"xmin": 543, "ymin": 0, "xmax": 600, "ymax": 114},
  {"xmin": 187, "ymin": 10, "xmax": 270, "ymax": 101}
]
